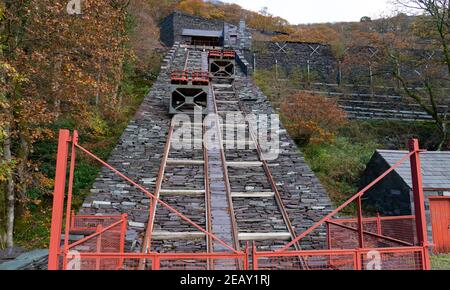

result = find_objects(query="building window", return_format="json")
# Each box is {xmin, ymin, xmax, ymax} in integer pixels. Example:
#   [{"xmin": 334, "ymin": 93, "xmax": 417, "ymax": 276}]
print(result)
[{"xmin": 443, "ymin": 191, "xmax": 450, "ymax": 196}]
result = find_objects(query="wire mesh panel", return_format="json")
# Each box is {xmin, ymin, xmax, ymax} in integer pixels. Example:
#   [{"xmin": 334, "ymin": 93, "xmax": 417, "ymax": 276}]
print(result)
[
  {"xmin": 254, "ymin": 248, "xmax": 424, "ymax": 270},
  {"xmin": 65, "ymin": 254, "xmax": 245, "ymax": 270},
  {"xmin": 328, "ymin": 222, "xmax": 411, "ymax": 249},
  {"xmin": 359, "ymin": 248, "xmax": 424, "ymax": 270},
  {"xmin": 380, "ymin": 218, "xmax": 416, "ymax": 244},
  {"xmin": 328, "ymin": 216, "xmax": 416, "ymax": 249},
  {"xmin": 69, "ymin": 222, "xmax": 124, "ymax": 253},
  {"xmin": 158, "ymin": 257, "xmax": 244, "ymax": 270},
  {"xmin": 65, "ymin": 257, "xmax": 144, "ymax": 270},
  {"xmin": 254, "ymin": 252, "xmax": 356, "ymax": 270},
  {"xmin": 71, "ymin": 215, "xmax": 122, "ymax": 232},
  {"xmin": 328, "ymin": 223, "xmax": 360, "ymax": 249}
]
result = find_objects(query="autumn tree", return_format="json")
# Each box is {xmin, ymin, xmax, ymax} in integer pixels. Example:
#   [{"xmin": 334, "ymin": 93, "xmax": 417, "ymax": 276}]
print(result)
[
  {"xmin": 0, "ymin": 0, "xmax": 133, "ymax": 248},
  {"xmin": 146, "ymin": 0, "xmax": 179, "ymax": 22},
  {"xmin": 389, "ymin": 0, "xmax": 450, "ymax": 149},
  {"xmin": 281, "ymin": 92, "xmax": 347, "ymax": 145}
]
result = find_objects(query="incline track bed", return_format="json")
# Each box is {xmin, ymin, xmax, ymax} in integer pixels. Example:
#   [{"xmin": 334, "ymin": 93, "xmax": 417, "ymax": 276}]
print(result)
[{"xmin": 79, "ymin": 44, "xmax": 334, "ymax": 260}]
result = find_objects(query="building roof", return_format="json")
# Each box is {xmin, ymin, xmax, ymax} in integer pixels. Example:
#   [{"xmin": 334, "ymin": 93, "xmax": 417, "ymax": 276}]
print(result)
[
  {"xmin": 182, "ymin": 29, "xmax": 223, "ymax": 38},
  {"xmin": 377, "ymin": 150, "xmax": 450, "ymax": 190}
]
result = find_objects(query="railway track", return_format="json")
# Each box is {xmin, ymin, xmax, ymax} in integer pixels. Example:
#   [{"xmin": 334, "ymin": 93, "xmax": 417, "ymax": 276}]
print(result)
[
  {"xmin": 141, "ymin": 46, "xmax": 303, "ymax": 269},
  {"xmin": 210, "ymin": 81, "xmax": 302, "ymax": 253},
  {"xmin": 141, "ymin": 47, "xmax": 231, "ymax": 269}
]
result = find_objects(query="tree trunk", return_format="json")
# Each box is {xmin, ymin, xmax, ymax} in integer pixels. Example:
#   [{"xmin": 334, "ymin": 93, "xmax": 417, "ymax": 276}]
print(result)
[
  {"xmin": 3, "ymin": 124, "xmax": 14, "ymax": 248},
  {"xmin": 436, "ymin": 109, "xmax": 448, "ymax": 151},
  {"xmin": 17, "ymin": 132, "xmax": 29, "ymax": 199}
]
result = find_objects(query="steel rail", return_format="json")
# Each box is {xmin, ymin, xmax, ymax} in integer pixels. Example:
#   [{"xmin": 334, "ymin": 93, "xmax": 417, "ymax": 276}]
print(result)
[
  {"xmin": 210, "ymin": 85, "xmax": 241, "ymax": 255},
  {"xmin": 141, "ymin": 123, "xmax": 174, "ymax": 262},
  {"xmin": 211, "ymin": 81, "xmax": 307, "ymax": 269},
  {"xmin": 74, "ymin": 143, "xmax": 239, "ymax": 254},
  {"xmin": 183, "ymin": 50, "xmax": 190, "ymax": 71},
  {"xmin": 231, "ymin": 83, "xmax": 306, "ymax": 268},
  {"xmin": 203, "ymin": 121, "xmax": 214, "ymax": 269},
  {"xmin": 235, "ymin": 87, "xmax": 301, "ymax": 251}
]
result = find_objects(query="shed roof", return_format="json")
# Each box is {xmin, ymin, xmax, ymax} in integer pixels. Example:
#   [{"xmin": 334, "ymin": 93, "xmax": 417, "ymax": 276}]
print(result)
[
  {"xmin": 182, "ymin": 29, "xmax": 223, "ymax": 38},
  {"xmin": 377, "ymin": 150, "xmax": 450, "ymax": 190}
]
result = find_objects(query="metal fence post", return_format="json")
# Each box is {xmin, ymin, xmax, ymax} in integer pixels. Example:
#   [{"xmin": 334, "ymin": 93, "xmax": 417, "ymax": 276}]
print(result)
[
  {"xmin": 48, "ymin": 129, "xmax": 71, "ymax": 270},
  {"xmin": 119, "ymin": 214, "xmax": 128, "ymax": 269},
  {"xmin": 356, "ymin": 197, "xmax": 365, "ymax": 248},
  {"xmin": 62, "ymin": 131, "xmax": 78, "ymax": 270},
  {"xmin": 408, "ymin": 139, "xmax": 431, "ymax": 270},
  {"xmin": 326, "ymin": 222, "xmax": 332, "ymax": 267},
  {"xmin": 153, "ymin": 256, "xmax": 160, "ymax": 270},
  {"xmin": 244, "ymin": 242, "xmax": 249, "ymax": 270},
  {"xmin": 252, "ymin": 242, "xmax": 258, "ymax": 270},
  {"xmin": 95, "ymin": 224, "xmax": 103, "ymax": 270},
  {"xmin": 71, "ymin": 210, "xmax": 75, "ymax": 229},
  {"xmin": 355, "ymin": 249, "xmax": 362, "ymax": 270},
  {"xmin": 376, "ymin": 213, "xmax": 382, "ymax": 235}
]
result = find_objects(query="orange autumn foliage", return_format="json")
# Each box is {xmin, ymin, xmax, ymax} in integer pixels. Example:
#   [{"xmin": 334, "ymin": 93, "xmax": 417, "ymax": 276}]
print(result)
[{"xmin": 281, "ymin": 92, "xmax": 347, "ymax": 145}]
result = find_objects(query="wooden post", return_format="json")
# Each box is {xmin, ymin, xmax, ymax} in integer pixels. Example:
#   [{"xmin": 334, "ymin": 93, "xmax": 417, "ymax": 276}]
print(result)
[
  {"xmin": 307, "ymin": 59, "xmax": 311, "ymax": 87},
  {"xmin": 275, "ymin": 59, "xmax": 278, "ymax": 80},
  {"xmin": 369, "ymin": 63, "xmax": 374, "ymax": 96}
]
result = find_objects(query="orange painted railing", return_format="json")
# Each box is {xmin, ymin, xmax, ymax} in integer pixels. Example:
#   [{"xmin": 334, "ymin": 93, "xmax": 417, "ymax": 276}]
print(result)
[
  {"xmin": 253, "ymin": 245, "xmax": 426, "ymax": 270},
  {"xmin": 48, "ymin": 130, "xmax": 431, "ymax": 270}
]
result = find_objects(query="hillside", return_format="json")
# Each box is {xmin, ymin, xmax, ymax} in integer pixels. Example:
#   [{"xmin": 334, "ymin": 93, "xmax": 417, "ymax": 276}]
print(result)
[{"xmin": 0, "ymin": 0, "xmax": 448, "ymax": 259}]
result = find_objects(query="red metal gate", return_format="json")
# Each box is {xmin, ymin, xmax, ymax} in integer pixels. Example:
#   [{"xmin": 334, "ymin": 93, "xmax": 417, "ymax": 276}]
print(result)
[
  {"xmin": 48, "ymin": 130, "xmax": 247, "ymax": 270},
  {"xmin": 429, "ymin": 197, "xmax": 450, "ymax": 253}
]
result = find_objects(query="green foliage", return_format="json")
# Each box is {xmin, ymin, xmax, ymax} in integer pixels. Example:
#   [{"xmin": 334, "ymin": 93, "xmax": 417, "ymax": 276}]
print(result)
[
  {"xmin": 301, "ymin": 131, "xmax": 379, "ymax": 207},
  {"xmin": 300, "ymin": 119, "xmax": 441, "ymax": 211},
  {"xmin": 14, "ymin": 206, "xmax": 52, "ymax": 249},
  {"xmin": 13, "ymin": 53, "xmax": 160, "ymax": 249}
]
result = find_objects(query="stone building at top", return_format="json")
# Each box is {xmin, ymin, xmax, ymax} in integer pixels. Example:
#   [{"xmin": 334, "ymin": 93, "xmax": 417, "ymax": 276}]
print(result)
[{"xmin": 159, "ymin": 11, "xmax": 252, "ymax": 50}]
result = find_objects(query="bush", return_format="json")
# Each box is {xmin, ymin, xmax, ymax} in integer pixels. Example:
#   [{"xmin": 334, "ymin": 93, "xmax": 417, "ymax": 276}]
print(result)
[
  {"xmin": 281, "ymin": 92, "xmax": 347, "ymax": 145},
  {"xmin": 302, "ymin": 136, "xmax": 378, "ymax": 207}
]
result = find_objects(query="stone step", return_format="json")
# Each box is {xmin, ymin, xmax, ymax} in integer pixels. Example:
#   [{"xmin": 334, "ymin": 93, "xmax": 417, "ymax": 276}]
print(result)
[
  {"xmin": 238, "ymin": 232, "xmax": 292, "ymax": 241},
  {"xmin": 166, "ymin": 159, "xmax": 205, "ymax": 165},
  {"xmin": 159, "ymin": 189, "xmax": 206, "ymax": 196},
  {"xmin": 231, "ymin": 192, "xmax": 275, "ymax": 198},
  {"xmin": 213, "ymin": 84, "xmax": 233, "ymax": 88},
  {"xmin": 216, "ymin": 100, "xmax": 239, "ymax": 104},
  {"xmin": 151, "ymin": 231, "xmax": 206, "ymax": 240},
  {"xmin": 227, "ymin": 161, "xmax": 263, "ymax": 167}
]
